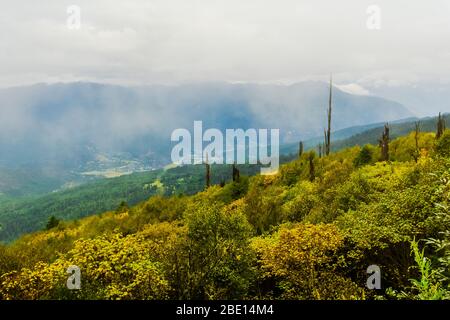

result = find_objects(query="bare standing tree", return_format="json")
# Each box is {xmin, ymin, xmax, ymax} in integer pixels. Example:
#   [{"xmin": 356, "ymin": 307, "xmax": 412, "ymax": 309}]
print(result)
[
  {"xmin": 308, "ymin": 152, "xmax": 315, "ymax": 182},
  {"xmin": 324, "ymin": 74, "xmax": 332, "ymax": 156},
  {"xmin": 413, "ymin": 121, "xmax": 421, "ymax": 162},
  {"xmin": 232, "ymin": 162, "xmax": 240, "ymax": 182},
  {"xmin": 298, "ymin": 141, "xmax": 304, "ymax": 158},
  {"xmin": 437, "ymin": 112, "xmax": 446, "ymax": 139},
  {"xmin": 379, "ymin": 123, "xmax": 390, "ymax": 162},
  {"xmin": 205, "ymin": 153, "xmax": 211, "ymax": 189}
]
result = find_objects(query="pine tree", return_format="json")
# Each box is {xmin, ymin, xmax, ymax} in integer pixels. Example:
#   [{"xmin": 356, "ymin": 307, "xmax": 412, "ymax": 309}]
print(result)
[
  {"xmin": 353, "ymin": 145, "xmax": 373, "ymax": 167},
  {"xmin": 45, "ymin": 216, "xmax": 60, "ymax": 230}
]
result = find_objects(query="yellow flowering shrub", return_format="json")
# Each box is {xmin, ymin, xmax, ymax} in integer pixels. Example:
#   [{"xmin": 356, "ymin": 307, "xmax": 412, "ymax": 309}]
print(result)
[
  {"xmin": 251, "ymin": 223, "xmax": 364, "ymax": 299},
  {"xmin": 0, "ymin": 232, "xmax": 170, "ymax": 300},
  {"xmin": 0, "ymin": 261, "xmax": 66, "ymax": 300}
]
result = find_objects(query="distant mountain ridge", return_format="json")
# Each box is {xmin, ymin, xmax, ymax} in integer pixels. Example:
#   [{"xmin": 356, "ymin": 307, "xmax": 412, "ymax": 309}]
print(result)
[
  {"xmin": 280, "ymin": 116, "xmax": 419, "ymax": 155},
  {"xmin": 0, "ymin": 81, "xmax": 413, "ymax": 196}
]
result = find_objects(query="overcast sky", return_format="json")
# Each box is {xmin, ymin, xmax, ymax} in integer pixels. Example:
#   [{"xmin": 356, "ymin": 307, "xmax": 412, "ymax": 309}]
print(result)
[{"xmin": 1, "ymin": 0, "xmax": 450, "ymax": 89}]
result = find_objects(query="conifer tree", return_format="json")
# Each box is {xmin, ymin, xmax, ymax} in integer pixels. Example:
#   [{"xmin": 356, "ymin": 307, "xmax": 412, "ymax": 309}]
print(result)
[{"xmin": 45, "ymin": 216, "xmax": 60, "ymax": 230}]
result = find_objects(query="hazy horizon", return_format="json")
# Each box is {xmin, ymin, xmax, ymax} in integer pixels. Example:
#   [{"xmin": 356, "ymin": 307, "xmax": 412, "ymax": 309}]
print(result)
[{"xmin": 2, "ymin": 0, "xmax": 450, "ymax": 115}]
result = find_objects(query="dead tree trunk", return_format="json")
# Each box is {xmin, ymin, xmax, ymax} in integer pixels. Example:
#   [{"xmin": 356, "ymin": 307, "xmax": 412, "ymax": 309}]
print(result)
[
  {"xmin": 379, "ymin": 123, "xmax": 390, "ymax": 161},
  {"xmin": 414, "ymin": 121, "xmax": 420, "ymax": 162},
  {"xmin": 298, "ymin": 141, "xmax": 304, "ymax": 158},
  {"xmin": 308, "ymin": 152, "xmax": 315, "ymax": 182},
  {"xmin": 437, "ymin": 113, "xmax": 446, "ymax": 139},
  {"xmin": 205, "ymin": 153, "xmax": 211, "ymax": 189},
  {"xmin": 232, "ymin": 163, "xmax": 240, "ymax": 182},
  {"xmin": 324, "ymin": 74, "xmax": 332, "ymax": 156}
]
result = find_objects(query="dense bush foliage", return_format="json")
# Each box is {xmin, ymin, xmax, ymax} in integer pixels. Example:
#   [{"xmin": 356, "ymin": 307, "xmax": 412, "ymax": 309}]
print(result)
[{"xmin": 0, "ymin": 130, "xmax": 449, "ymax": 300}]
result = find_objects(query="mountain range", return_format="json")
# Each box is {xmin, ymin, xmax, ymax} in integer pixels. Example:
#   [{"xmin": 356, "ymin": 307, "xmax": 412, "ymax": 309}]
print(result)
[
  {"xmin": 0, "ymin": 81, "xmax": 413, "ymax": 197},
  {"xmin": 0, "ymin": 82, "xmax": 412, "ymax": 160}
]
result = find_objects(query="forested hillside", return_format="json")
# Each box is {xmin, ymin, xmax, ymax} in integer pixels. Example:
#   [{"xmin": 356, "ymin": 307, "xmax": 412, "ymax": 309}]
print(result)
[
  {"xmin": 1, "ymin": 127, "xmax": 449, "ymax": 300},
  {"xmin": 0, "ymin": 164, "xmax": 265, "ymax": 242},
  {"xmin": 1, "ymin": 115, "xmax": 447, "ymax": 243},
  {"xmin": 282, "ymin": 114, "xmax": 450, "ymax": 155}
]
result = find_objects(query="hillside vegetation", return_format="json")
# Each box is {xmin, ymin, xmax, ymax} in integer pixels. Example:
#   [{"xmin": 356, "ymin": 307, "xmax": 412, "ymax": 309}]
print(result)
[
  {"xmin": 3, "ymin": 115, "xmax": 447, "ymax": 243},
  {"xmin": 282, "ymin": 113, "xmax": 450, "ymax": 155},
  {"xmin": 0, "ymin": 128, "xmax": 449, "ymax": 300},
  {"xmin": 0, "ymin": 164, "xmax": 265, "ymax": 242},
  {"xmin": 2, "ymin": 115, "xmax": 447, "ymax": 243}
]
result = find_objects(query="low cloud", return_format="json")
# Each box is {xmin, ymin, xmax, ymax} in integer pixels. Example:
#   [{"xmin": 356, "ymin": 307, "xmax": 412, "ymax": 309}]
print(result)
[
  {"xmin": 336, "ymin": 83, "xmax": 370, "ymax": 96},
  {"xmin": 0, "ymin": 0, "xmax": 450, "ymax": 87}
]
